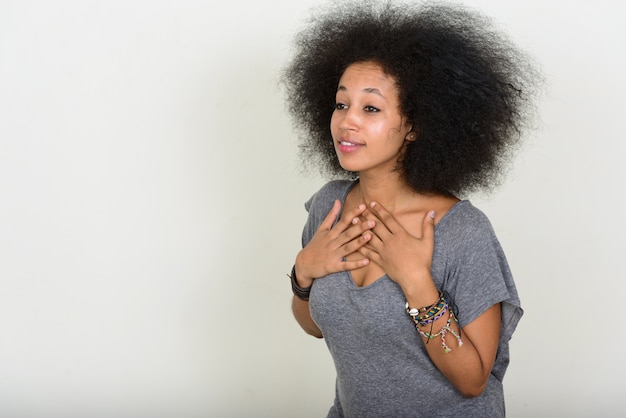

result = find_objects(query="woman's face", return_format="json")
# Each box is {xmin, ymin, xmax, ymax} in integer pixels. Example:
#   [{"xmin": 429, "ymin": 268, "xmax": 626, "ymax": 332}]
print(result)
[{"xmin": 330, "ymin": 61, "xmax": 413, "ymax": 175}]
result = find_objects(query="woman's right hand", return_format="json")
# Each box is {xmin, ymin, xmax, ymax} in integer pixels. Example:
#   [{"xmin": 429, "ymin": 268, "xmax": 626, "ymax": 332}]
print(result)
[{"xmin": 294, "ymin": 200, "xmax": 375, "ymax": 287}]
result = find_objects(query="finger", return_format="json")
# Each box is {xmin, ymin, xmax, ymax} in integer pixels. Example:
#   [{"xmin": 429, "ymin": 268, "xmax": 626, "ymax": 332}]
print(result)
[
  {"xmin": 319, "ymin": 200, "xmax": 342, "ymax": 231},
  {"xmin": 367, "ymin": 202, "xmax": 398, "ymax": 237},
  {"xmin": 421, "ymin": 210, "xmax": 436, "ymax": 242},
  {"xmin": 357, "ymin": 245, "xmax": 382, "ymax": 265},
  {"xmin": 361, "ymin": 228, "xmax": 384, "ymax": 252},
  {"xmin": 333, "ymin": 215, "xmax": 375, "ymax": 251},
  {"xmin": 333, "ymin": 202, "xmax": 369, "ymax": 233},
  {"xmin": 359, "ymin": 208, "xmax": 383, "ymax": 228},
  {"xmin": 345, "ymin": 218, "xmax": 376, "ymax": 242},
  {"xmin": 369, "ymin": 201, "xmax": 401, "ymax": 231},
  {"xmin": 342, "ymin": 229, "xmax": 374, "ymax": 255},
  {"xmin": 340, "ymin": 258, "xmax": 370, "ymax": 271},
  {"xmin": 343, "ymin": 203, "xmax": 368, "ymax": 226},
  {"xmin": 356, "ymin": 211, "xmax": 387, "ymax": 244}
]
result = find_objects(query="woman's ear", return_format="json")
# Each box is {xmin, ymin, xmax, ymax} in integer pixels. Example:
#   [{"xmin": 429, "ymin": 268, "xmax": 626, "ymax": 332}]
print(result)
[
  {"xmin": 405, "ymin": 127, "xmax": 417, "ymax": 142},
  {"xmin": 403, "ymin": 120, "xmax": 416, "ymax": 142}
]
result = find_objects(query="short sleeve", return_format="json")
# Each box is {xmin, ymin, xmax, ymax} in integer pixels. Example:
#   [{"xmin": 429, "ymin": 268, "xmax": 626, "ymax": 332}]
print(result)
[
  {"xmin": 300, "ymin": 180, "xmax": 355, "ymax": 248},
  {"xmin": 434, "ymin": 202, "xmax": 523, "ymax": 363}
]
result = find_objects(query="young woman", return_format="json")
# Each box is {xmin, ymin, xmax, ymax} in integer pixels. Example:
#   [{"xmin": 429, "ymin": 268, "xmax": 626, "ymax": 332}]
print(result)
[{"xmin": 282, "ymin": 2, "xmax": 539, "ymax": 416}]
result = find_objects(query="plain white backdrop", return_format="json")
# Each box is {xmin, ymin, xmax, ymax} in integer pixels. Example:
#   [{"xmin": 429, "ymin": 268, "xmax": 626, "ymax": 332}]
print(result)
[{"xmin": 1, "ymin": 0, "xmax": 624, "ymax": 416}]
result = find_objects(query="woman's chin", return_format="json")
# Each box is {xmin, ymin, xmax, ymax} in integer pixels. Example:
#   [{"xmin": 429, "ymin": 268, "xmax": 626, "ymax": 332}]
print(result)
[
  {"xmin": 338, "ymin": 163, "xmax": 360, "ymax": 173},
  {"xmin": 336, "ymin": 157, "xmax": 359, "ymax": 173}
]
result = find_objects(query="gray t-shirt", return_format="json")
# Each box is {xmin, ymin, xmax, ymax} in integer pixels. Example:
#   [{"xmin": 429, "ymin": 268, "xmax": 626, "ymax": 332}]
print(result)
[{"xmin": 303, "ymin": 180, "xmax": 523, "ymax": 418}]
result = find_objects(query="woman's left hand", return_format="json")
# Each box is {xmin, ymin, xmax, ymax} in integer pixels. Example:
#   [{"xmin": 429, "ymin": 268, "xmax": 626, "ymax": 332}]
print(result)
[{"xmin": 358, "ymin": 202, "xmax": 436, "ymax": 290}]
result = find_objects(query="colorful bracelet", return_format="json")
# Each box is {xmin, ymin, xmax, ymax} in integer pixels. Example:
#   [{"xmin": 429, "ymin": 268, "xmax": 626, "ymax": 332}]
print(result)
[
  {"xmin": 289, "ymin": 265, "xmax": 311, "ymax": 301},
  {"xmin": 406, "ymin": 290, "xmax": 463, "ymax": 353},
  {"xmin": 417, "ymin": 310, "xmax": 463, "ymax": 353},
  {"xmin": 405, "ymin": 291, "xmax": 443, "ymax": 316},
  {"xmin": 417, "ymin": 303, "xmax": 449, "ymax": 326},
  {"xmin": 417, "ymin": 299, "xmax": 448, "ymax": 325},
  {"xmin": 406, "ymin": 292, "xmax": 447, "ymax": 326}
]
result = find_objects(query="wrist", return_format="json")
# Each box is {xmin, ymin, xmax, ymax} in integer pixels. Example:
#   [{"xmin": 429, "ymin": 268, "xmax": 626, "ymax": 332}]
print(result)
[
  {"xmin": 290, "ymin": 265, "xmax": 312, "ymax": 301},
  {"xmin": 294, "ymin": 254, "xmax": 314, "ymax": 288},
  {"xmin": 400, "ymin": 271, "xmax": 439, "ymax": 307}
]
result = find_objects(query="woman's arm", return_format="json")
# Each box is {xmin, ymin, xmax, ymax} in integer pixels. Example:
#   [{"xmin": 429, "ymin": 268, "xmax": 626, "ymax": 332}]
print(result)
[
  {"xmin": 412, "ymin": 294, "xmax": 501, "ymax": 397},
  {"xmin": 400, "ymin": 274, "xmax": 501, "ymax": 397},
  {"xmin": 292, "ymin": 296, "xmax": 323, "ymax": 338},
  {"xmin": 431, "ymin": 303, "xmax": 501, "ymax": 397}
]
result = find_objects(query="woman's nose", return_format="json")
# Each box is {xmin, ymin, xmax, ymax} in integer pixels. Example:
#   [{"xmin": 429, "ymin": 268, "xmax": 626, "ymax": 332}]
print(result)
[{"xmin": 338, "ymin": 107, "xmax": 359, "ymax": 130}]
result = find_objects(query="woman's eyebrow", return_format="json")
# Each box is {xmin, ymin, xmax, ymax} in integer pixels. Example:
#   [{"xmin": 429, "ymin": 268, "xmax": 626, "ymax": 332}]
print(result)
[{"xmin": 337, "ymin": 85, "xmax": 385, "ymax": 98}]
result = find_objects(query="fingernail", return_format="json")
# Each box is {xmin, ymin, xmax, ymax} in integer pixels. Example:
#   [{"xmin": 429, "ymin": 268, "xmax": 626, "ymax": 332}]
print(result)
[
  {"xmin": 370, "ymin": 201, "xmax": 377, "ymax": 208},
  {"xmin": 429, "ymin": 210, "xmax": 436, "ymax": 219},
  {"xmin": 352, "ymin": 217, "xmax": 359, "ymax": 224},
  {"xmin": 358, "ymin": 204, "xmax": 365, "ymax": 210}
]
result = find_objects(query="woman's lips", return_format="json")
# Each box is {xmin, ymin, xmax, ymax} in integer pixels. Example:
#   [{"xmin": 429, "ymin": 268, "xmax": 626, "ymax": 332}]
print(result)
[{"xmin": 337, "ymin": 140, "xmax": 363, "ymax": 153}]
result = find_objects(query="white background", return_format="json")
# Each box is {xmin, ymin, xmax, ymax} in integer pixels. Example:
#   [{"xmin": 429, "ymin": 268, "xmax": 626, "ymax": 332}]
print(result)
[{"xmin": 1, "ymin": 0, "xmax": 624, "ymax": 417}]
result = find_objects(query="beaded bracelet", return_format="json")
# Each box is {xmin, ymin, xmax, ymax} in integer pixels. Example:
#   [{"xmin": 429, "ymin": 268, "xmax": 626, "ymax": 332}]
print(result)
[
  {"xmin": 405, "ymin": 291, "xmax": 443, "ymax": 316},
  {"xmin": 417, "ymin": 310, "xmax": 463, "ymax": 353},
  {"xmin": 406, "ymin": 301, "xmax": 448, "ymax": 326},
  {"xmin": 418, "ymin": 303, "xmax": 449, "ymax": 326},
  {"xmin": 406, "ymin": 292, "xmax": 447, "ymax": 326},
  {"xmin": 417, "ymin": 299, "xmax": 448, "ymax": 325},
  {"xmin": 406, "ymin": 290, "xmax": 463, "ymax": 353},
  {"xmin": 289, "ymin": 265, "xmax": 311, "ymax": 301}
]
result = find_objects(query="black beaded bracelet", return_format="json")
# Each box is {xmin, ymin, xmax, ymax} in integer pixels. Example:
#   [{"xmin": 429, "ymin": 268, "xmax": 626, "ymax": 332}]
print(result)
[{"xmin": 289, "ymin": 265, "xmax": 311, "ymax": 301}]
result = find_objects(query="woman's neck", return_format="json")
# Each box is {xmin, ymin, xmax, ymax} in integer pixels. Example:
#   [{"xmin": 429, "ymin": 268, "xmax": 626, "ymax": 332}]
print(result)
[
  {"xmin": 353, "ymin": 172, "xmax": 460, "ymax": 225},
  {"xmin": 355, "ymin": 171, "xmax": 457, "ymax": 215},
  {"xmin": 356, "ymin": 174, "xmax": 416, "ymax": 213}
]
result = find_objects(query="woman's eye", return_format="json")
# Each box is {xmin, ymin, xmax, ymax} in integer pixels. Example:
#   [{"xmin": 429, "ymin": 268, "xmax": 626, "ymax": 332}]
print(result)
[
  {"xmin": 334, "ymin": 103, "xmax": 347, "ymax": 110},
  {"xmin": 364, "ymin": 105, "xmax": 380, "ymax": 112}
]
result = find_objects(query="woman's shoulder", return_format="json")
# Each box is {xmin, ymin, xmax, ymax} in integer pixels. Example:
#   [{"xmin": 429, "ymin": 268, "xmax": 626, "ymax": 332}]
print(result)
[
  {"xmin": 304, "ymin": 180, "xmax": 355, "ymax": 212},
  {"xmin": 301, "ymin": 180, "xmax": 355, "ymax": 244},
  {"xmin": 437, "ymin": 200, "xmax": 497, "ymax": 239}
]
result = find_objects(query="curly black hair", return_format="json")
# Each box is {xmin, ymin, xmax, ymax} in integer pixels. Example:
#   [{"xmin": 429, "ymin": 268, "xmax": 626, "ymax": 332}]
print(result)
[{"xmin": 282, "ymin": 0, "xmax": 541, "ymax": 195}]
